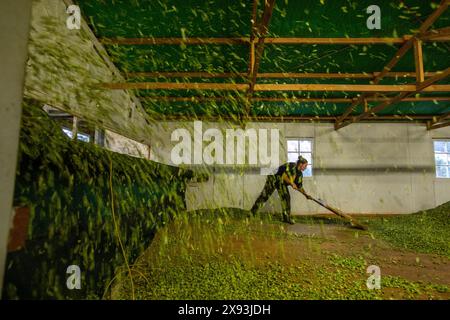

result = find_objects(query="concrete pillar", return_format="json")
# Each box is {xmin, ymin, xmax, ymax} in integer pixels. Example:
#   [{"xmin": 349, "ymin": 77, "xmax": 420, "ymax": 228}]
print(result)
[{"xmin": 0, "ymin": 0, "xmax": 32, "ymax": 296}]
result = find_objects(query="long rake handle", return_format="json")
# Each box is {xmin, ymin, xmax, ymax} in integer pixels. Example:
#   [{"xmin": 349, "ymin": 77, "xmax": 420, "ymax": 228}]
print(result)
[{"xmin": 298, "ymin": 190, "xmax": 368, "ymax": 230}]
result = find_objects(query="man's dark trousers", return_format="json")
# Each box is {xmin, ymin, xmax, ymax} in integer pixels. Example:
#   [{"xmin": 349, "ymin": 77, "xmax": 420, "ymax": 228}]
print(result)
[{"xmin": 250, "ymin": 175, "xmax": 291, "ymax": 220}]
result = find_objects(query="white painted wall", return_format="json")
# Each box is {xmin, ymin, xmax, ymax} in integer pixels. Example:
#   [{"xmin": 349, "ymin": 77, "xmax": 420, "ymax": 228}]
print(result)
[
  {"xmin": 104, "ymin": 130, "xmax": 150, "ymax": 159},
  {"xmin": 148, "ymin": 121, "xmax": 450, "ymax": 215}
]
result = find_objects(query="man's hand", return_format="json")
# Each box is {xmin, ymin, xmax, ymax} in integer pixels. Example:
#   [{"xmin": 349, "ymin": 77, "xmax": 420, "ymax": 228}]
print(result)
[{"xmin": 291, "ymin": 183, "xmax": 298, "ymax": 190}]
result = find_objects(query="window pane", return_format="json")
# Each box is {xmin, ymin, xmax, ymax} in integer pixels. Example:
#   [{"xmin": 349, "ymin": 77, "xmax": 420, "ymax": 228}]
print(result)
[
  {"xmin": 436, "ymin": 166, "xmax": 448, "ymax": 178},
  {"xmin": 287, "ymin": 140, "xmax": 299, "ymax": 152},
  {"xmin": 300, "ymin": 152, "xmax": 312, "ymax": 163},
  {"xmin": 435, "ymin": 153, "xmax": 448, "ymax": 165},
  {"xmin": 434, "ymin": 141, "xmax": 447, "ymax": 153},
  {"xmin": 77, "ymin": 133, "xmax": 90, "ymax": 143},
  {"xmin": 303, "ymin": 166, "xmax": 312, "ymax": 177},
  {"xmin": 299, "ymin": 140, "xmax": 312, "ymax": 152},
  {"xmin": 62, "ymin": 128, "xmax": 73, "ymax": 139},
  {"xmin": 447, "ymin": 142, "xmax": 450, "ymax": 153},
  {"xmin": 288, "ymin": 152, "xmax": 299, "ymax": 162}
]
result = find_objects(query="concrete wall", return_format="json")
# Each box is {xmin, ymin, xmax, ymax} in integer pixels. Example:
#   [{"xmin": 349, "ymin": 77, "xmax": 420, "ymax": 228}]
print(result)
[
  {"xmin": 148, "ymin": 121, "xmax": 450, "ymax": 215},
  {"xmin": 0, "ymin": 0, "xmax": 32, "ymax": 297}
]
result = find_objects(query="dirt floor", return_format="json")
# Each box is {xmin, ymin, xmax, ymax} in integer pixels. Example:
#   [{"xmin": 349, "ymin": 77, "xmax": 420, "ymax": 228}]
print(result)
[{"xmin": 110, "ymin": 208, "xmax": 450, "ymax": 300}]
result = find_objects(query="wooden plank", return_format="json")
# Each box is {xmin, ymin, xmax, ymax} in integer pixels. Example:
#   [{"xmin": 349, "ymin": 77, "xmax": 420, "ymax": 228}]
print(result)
[
  {"xmin": 142, "ymin": 96, "xmax": 450, "ymax": 103},
  {"xmin": 103, "ymin": 82, "xmax": 450, "ymax": 92},
  {"xmin": 126, "ymin": 72, "xmax": 244, "ymax": 78},
  {"xmin": 253, "ymin": 84, "xmax": 450, "ymax": 92},
  {"xmin": 428, "ymin": 121, "xmax": 450, "ymax": 130},
  {"xmin": 264, "ymin": 37, "xmax": 405, "ymax": 44},
  {"xmin": 336, "ymin": 67, "xmax": 450, "ymax": 129},
  {"xmin": 248, "ymin": 0, "xmax": 258, "ymax": 76},
  {"xmin": 100, "ymin": 37, "xmax": 412, "ymax": 45},
  {"xmin": 428, "ymin": 111, "xmax": 450, "ymax": 129},
  {"xmin": 151, "ymin": 114, "xmax": 436, "ymax": 122},
  {"xmin": 100, "ymin": 37, "xmax": 250, "ymax": 45},
  {"xmin": 248, "ymin": 0, "xmax": 276, "ymax": 94},
  {"xmin": 102, "ymin": 82, "xmax": 249, "ymax": 90},
  {"xmin": 417, "ymin": 0, "xmax": 449, "ymax": 33},
  {"xmin": 125, "ymin": 71, "xmax": 440, "ymax": 79},
  {"xmin": 100, "ymin": 27, "xmax": 450, "ymax": 46},
  {"xmin": 420, "ymin": 26, "xmax": 450, "ymax": 41},
  {"xmin": 413, "ymin": 39, "xmax": 425, "ymax": 83},
  {"xmin": 436, "ymin": 111, "xmax": 450, "ymax": 123}
]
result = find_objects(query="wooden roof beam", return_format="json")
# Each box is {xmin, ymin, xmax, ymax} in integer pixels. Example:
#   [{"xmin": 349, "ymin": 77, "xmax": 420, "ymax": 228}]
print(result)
[
  {"xmin": 413, "ymin": 38, "xmax": 425, "ymax": 83},
  {"xmin": 148, "ymin": 115, "xmax": 438, "ymax": 122},
  {"xmin": 142, "ymin": 96, "xmax": 450, "ymax": 103},
  {"xmin": 427, "ymin": 110, "xmax": 450, "ymax": 130},
  {"xmin": 335, "ymin": 0, "xmax": 449, "ymax": 129},
  {"xmin": 99, "ymin": 36, "xmax": 450, "ymax": 46},
  {"xmin": 420, "ymin": 26, "xmax": 450, "ymax": 41},
  {"xmin": 101, "ymin": 82, "xmax": 450, "ymax": 92},
  {"xmin": 248, "ymin": 0, "xmax": 259, "ymax": 77},
  {"xmin": 336, "ymin": 68, "xmax": 450, "ymax": 129},
  {"xmin": 248, "ymin": 0, "xmax": 276, "ymax": 95},
  {"xmin": 124, "ymin": 71, "xmax": 441, "ymax": 79},
  {"xmin": 427, "ymin": 120, "xmax": 450, "ymax": 130}
]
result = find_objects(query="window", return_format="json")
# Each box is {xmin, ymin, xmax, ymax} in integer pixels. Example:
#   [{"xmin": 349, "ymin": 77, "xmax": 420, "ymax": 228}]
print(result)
[
  {"xmin": 434, "ymin": 140, "xmax": 450, "ymax": 178},
  {"xmin": 287, "ymin": 138, "xmax": 313, "ymax": 177},
  {"xmin": 62, "ymin": 127, "xmax": 91, "ymax": 143}
]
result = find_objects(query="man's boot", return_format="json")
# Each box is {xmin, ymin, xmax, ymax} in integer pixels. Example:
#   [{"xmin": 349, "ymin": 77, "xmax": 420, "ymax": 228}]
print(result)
[{"xmin": 282, "ymin": 212, "xmax": 295, "ymax": 225}]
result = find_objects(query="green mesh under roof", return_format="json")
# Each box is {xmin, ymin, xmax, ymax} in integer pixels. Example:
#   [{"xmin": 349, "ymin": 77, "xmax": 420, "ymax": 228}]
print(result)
[{"xmin": 76, "ymin": 0, "xmax": 450, "ymax": 120}]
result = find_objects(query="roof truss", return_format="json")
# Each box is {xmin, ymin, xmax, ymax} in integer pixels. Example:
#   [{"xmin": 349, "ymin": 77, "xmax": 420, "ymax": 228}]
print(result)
[{"xmin": 93, "ymin": 0, "xmax": 450, "ymax": 129}]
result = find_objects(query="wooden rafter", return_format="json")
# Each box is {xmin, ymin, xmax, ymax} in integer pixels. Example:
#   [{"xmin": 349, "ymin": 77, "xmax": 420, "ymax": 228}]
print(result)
[
  {"xmin": 100, "ymin": 37, "xmax": 249, "ymax": 45},
  {"xmin": 336, "ymin": 68, "xmax": 450, "ymax": 129},
  {"xmin": 248, "ymin": 0, "xmax": 276, "ymax": 95},
  {"xmin": 124, "ymin": 71, "xmax": 441, "ymax": 79},
  {"xmin": 141, "ymin": 96, "xmax": 450, "ymax": 103},
  {"xmin": 421, "ymin": 26, "xmax": 450, "ymax": 41},
  {"xmin": 148, "ymin": 114, "xmax": 439, "ymax": 123},
  {"xmin": 335, "ymin": 0, "xmax": 449, "ymax": 129},
  {"xmin": 245, "ymin": 0, "xmax": 260, "ymax": 115},
  {"xmin": 99, "ymin": 35, "xmax": 450, "ymax": 46},
  {"xmin": 413, "ymin": 38, "xmax": 425, "ymax": 83},
  {"xmin": 102, "ymin": 82, "xmax": 248, "ymax": 90},
  {"xmin": 102, "ymin": 82, "xmax": 450, "ymax": 92},
  {"xmin": 428, "ymin": 120, "xmax": 450, "ymax": 130},
  {"xmin": 248, "ymin": 0, "xmax": 259, "ymax": 77},
  {"xmin": 427, "ymin": 110, "xmax": 450, "ymax": 130},
  {"xmin": 435, "ymin": 111, "xmax": 450, "ymax": 123},
  {"xmin": 254, "ymin": 84, "xmax": 450, "ymax": 92}
]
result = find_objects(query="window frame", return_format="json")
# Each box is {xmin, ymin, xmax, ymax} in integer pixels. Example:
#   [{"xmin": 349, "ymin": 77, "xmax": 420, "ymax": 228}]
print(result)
[
  {"xmin": 286, "ymin": 137, "xmax": 314, "ymax": 178},
  {"xmin": 433, "ymin": 139, "xmax": 450, "ymax": 179}
]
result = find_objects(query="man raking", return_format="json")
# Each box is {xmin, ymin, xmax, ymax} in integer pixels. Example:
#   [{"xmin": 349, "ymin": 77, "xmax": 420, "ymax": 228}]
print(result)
[
  {"xmin": 250, "ymin": 156, "xmax": 368, "ymax": 230},
  {"xmin": 250, "ymin": 156, "xmax": 311, "ymax": 224}
]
